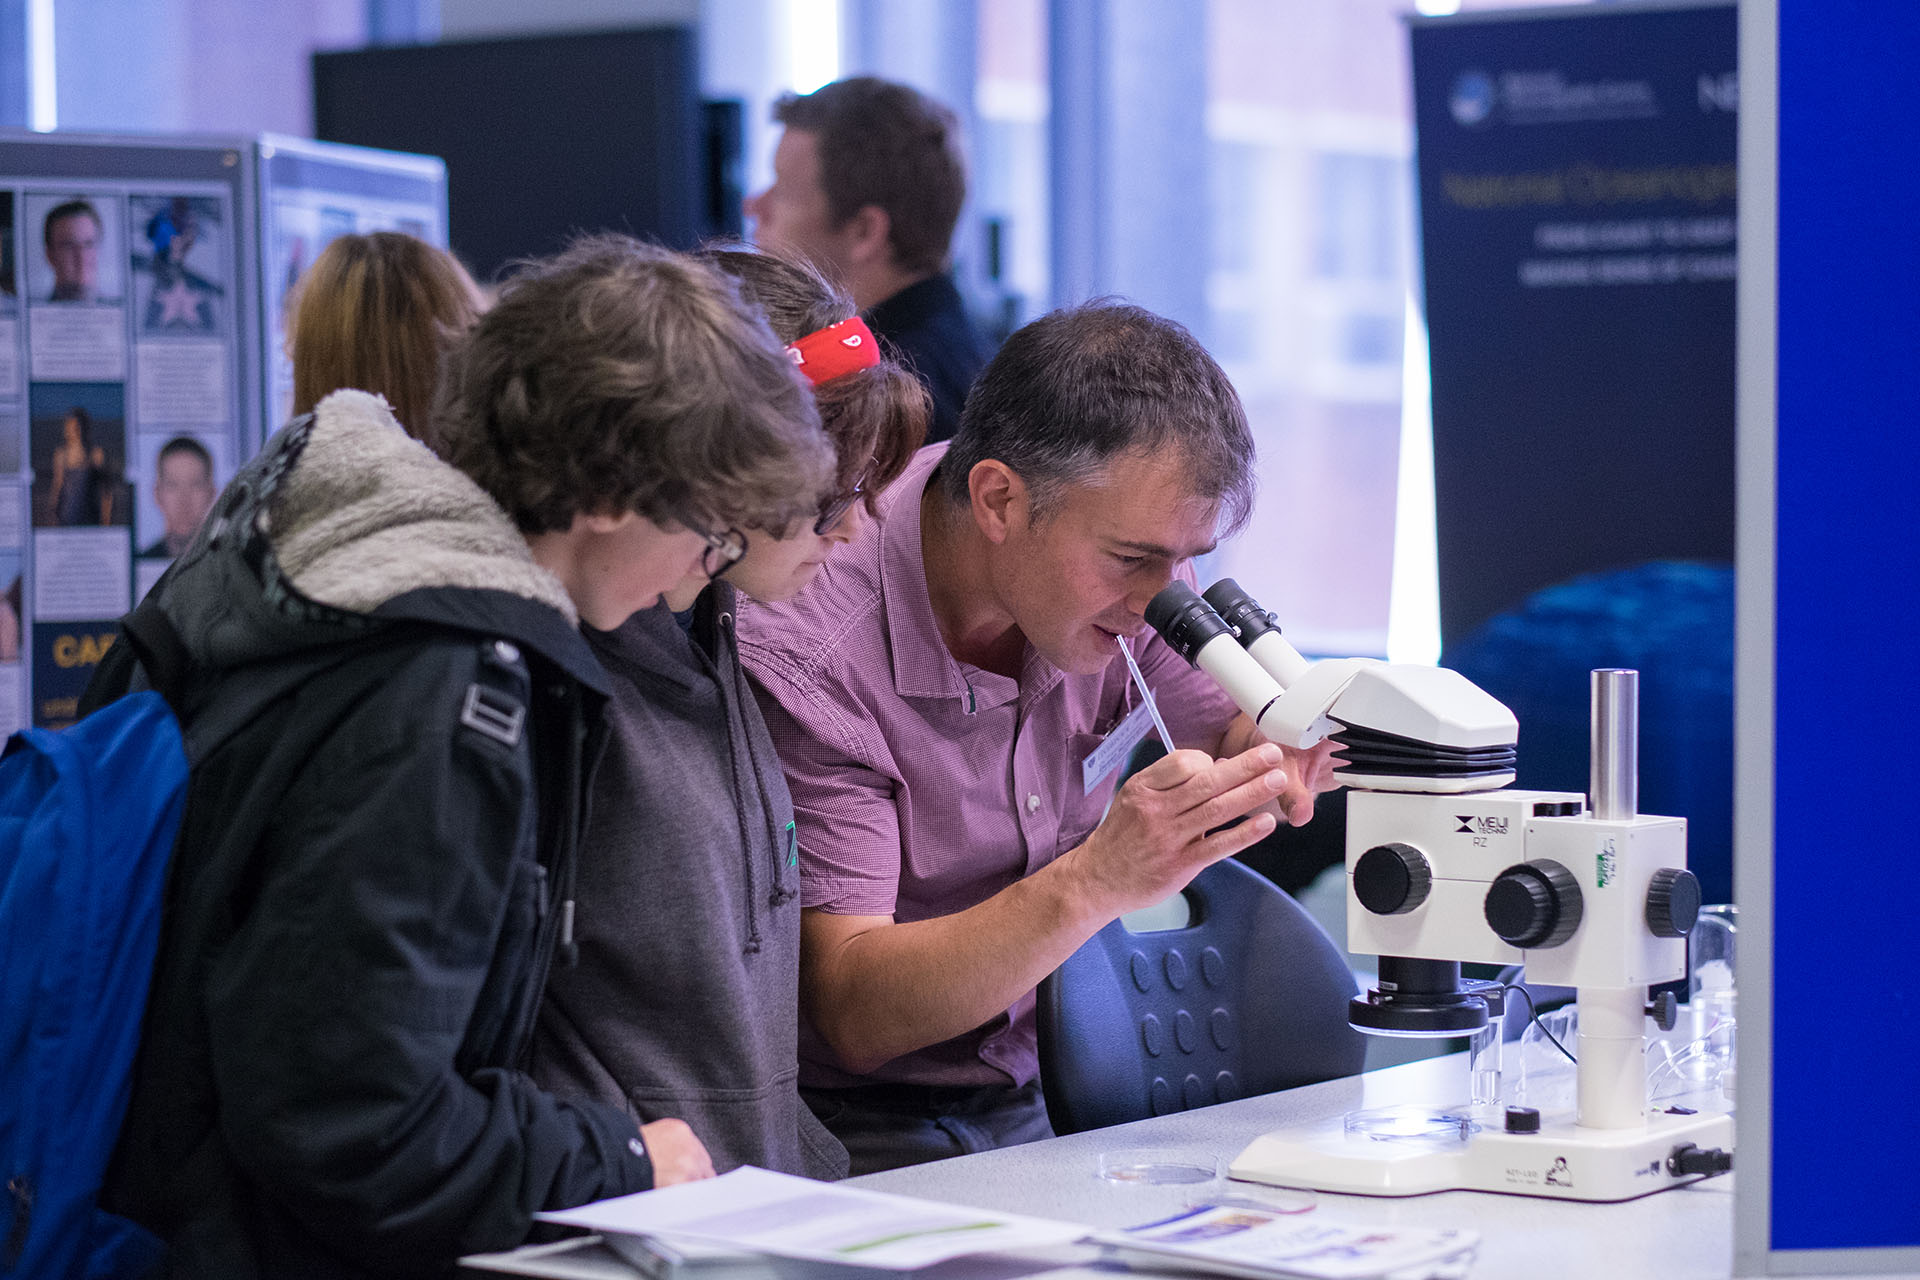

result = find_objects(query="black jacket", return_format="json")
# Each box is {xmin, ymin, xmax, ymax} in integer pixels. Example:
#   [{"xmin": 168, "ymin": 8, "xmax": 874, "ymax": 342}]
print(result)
[
  {"xmin": 864, "ymin": 273, "xmax": 993, "ymax": 445},
  {"xmin": 98, "ymin": 393, "xmax": 652, "ymax": 1278}
]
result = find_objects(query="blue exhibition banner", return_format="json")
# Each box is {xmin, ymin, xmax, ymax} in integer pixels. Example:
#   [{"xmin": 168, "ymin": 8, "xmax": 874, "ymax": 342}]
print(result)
[
  {"xmin": 1411, "ymin": 3, "xmax": 1737, "ymax": 904},
  {"xmin": 1768, "ymin": 2, "xmax": 1920, "ymax": 1258}
]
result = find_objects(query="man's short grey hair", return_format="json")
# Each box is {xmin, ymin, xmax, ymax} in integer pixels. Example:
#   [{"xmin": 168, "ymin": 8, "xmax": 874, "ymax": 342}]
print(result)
[{"xmin": 940, "ymin": 302, "xmax": 1255, "ymax": 533}]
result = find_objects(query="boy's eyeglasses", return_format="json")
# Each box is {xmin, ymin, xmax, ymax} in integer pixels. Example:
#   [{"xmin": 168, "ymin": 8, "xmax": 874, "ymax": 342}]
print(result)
[{"xmin": 678, "ymin": 512, "xmax": 748, "ymax": 578}]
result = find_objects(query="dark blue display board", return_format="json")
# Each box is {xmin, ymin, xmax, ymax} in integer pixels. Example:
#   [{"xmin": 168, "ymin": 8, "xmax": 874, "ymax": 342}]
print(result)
[
  {"xmin": 1413, "ymin": 3, "xmax": 1737, "ymax": 646},
  {"xmin": 1768, "ymin": 2, "xmax": 1920, "ymax": 1257},
  {"xmin": 1411, "ymin": 4, "xmax": 1738, "ymax": 904}
]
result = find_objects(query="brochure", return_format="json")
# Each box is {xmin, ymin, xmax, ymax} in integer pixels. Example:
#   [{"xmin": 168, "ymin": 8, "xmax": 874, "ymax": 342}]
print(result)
[
  {"xmin": 1095, "ymin": 1203, "xmax": 1478, "ymax": 1280},
  {"xmin": 538, "ymin": 1167, "xmax": 1086, "ymax": 1272}
]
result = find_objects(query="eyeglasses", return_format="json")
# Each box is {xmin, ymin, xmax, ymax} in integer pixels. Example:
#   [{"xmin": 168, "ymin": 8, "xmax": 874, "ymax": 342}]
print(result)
[
  {"xmin": 813, "ymin": 464, "xmax": 873, "ymax": 536},
  {"xmin": 677, "ymin": 511, "xmax": 748, "ymax": 579}
]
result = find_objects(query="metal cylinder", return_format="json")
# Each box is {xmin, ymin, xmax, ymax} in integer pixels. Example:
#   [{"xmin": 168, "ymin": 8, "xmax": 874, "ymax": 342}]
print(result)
[{"xmin": 1590, "ymin": 668, "xmax": 1639, "ymax": 822}]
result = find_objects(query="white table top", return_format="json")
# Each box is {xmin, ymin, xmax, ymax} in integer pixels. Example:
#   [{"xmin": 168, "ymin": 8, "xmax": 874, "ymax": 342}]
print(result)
[
  {"xmin": 850, "ymin": 1052, "xmax": 1736, "ymax": 1280},
  {"xmin": 466, "ymin": 1053, "xmax": 1746, "ymax": 1280}
]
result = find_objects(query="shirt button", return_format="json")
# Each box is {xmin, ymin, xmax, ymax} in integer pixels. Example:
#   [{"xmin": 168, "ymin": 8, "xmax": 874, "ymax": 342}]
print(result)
[{"xmin": 1026, "ymin": 793, "xmax": 1041, "ymax": 813}]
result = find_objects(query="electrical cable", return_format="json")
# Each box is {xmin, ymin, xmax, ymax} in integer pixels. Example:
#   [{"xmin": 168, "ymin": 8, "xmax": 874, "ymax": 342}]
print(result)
[{"xmin": 1503, "ymin": 982, "xmax": 1577, "ymax": 1065}]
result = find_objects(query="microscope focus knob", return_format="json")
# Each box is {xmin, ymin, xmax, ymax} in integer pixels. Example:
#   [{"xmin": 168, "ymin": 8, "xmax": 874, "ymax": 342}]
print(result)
[
  {"xmin": 1484, "ymin": 860, "xmax": 1584, "ymax": 949},
  {"xmin": 1353, "ymin": 843, "xmax": 1432, "ymax": 915},
  {"xmin": 1644, "ymin": 868, "xmax": 1702, "ymax": 938}
]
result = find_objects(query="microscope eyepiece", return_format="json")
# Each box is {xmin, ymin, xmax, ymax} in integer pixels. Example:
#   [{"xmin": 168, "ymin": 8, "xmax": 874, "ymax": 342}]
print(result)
[
  {"xmin": 1202, "ymin": 577, "xmax": 1282, "ymax": 645},
  {"xmin": 1145, "ymin": 583, "xmax": 1235, "ymax": 668}
]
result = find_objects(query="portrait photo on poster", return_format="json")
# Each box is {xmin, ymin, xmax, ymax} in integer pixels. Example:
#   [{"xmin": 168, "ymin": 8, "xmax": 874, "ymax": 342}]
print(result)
[
  {"xmin": 29, "ymin": 382, "xmax": 129, "ymax": 529},
  {"xmin": 0, "ymin": 548, "xmax": 20, "ymax": 664},
  {"xmin": 134, "ymin": 430, "xmax": 226, "ymax": 561},
  {"xmin": 24, "ymin": 192, "xmax": 125, "ymax": 305},
  {"xmin": 131, "ymin": 194, "xmax": 227, "ymax": 335}
]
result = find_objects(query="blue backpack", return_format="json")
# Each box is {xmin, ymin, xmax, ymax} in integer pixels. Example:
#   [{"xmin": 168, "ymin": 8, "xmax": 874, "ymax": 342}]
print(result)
[
  {"xmin": 1, "ymin": 691, "xmax": 184, "ymax": 1279},
  {"xmin": 0, "ymin": 598, "xmax": 353, "ymax": 1279}
]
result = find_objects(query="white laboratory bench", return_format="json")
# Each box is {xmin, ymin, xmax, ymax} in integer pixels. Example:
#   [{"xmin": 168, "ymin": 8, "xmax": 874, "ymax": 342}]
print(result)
[{"xmin": 465, "ymin": 1050, "xmax": 1749, "ymax": 1279}]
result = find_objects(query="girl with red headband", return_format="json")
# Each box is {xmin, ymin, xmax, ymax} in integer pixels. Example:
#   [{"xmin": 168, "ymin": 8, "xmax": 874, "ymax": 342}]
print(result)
[{"xmin": 533, "ymin": 248, "xmax": 928, "ymax": 1183}]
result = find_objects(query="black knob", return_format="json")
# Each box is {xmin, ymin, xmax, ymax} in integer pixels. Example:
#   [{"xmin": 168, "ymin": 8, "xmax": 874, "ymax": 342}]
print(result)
[
  {"xmin": 1504, "ymin": 1105, "xmax": 1541, "ymax": 1134},
  {"xmin": 1647, "ymin": 991, "xmax": 1678, "ymax": 1032},
  {"xmin": 1645, "ymin": 868, "xmax": 1702, "ymax": 938},
  {"xmin": 1354, "ymin": 843, "xmax": 1432, "ymax": 916},
  {"xmin": 1484, "ymin": 860, "xmax": 1584, "ymax": 949}
]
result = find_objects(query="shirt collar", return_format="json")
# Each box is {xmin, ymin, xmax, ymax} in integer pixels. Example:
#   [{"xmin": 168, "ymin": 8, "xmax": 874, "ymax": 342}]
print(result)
[{"xmin": 880, "ymin": 443, "xmax": 1021, "ymax": 712}]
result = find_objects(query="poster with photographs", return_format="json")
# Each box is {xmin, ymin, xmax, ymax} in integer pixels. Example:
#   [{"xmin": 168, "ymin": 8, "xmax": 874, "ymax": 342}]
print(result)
[
  {"xmin": 30, "ymin": 382, "xmax": 130, "ymax": 530},
  {"xmin": 133, "ymin": 430, "xmax": 226, "ymax": 561},
  {"xmin": 131, "ymin": 194, "xmax": 227, "ymax": 335}
]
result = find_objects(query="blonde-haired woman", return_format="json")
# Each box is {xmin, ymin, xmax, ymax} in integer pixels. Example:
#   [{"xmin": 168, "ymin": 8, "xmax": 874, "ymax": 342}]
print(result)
[{"xmin": 288, "ymin": 231, "xmax": 485, "ymax": 438}]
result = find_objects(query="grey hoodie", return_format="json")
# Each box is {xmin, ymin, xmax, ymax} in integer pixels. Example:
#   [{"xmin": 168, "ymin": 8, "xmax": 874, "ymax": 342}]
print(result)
[{"xmin": 533, "ymin": 584, "xmax": 849, "ymax": 1181}]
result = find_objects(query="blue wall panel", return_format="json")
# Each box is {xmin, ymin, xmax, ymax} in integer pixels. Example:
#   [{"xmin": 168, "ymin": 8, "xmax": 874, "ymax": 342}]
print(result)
[{"xmin": 1771, "ymin": 0, "xmax": 1920, "ymax": 1253}]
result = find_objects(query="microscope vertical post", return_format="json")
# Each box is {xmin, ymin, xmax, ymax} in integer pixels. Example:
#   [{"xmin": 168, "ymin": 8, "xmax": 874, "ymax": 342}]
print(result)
[
  {"xmin": 1591, "ymin": 668, "xmax": 1638, "ymax": 823},
  {"xmin": 1578, "ymin": 669, "xmax": 1648, "ymax": 1130}
]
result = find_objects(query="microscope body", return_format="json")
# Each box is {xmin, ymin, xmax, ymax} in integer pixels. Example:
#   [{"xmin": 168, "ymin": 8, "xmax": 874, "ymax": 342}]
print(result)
[
  {"xmin": 1347, "ymin": 786, "xmax": 1694, "ymax": 1134},
  {"xmin": 1143, "ymin": 580, "xmax": 1731, "ymax": 1201},
  {"xmin": 1347, "ymin": 788, "xmax": 1690, "ymax": 990}
]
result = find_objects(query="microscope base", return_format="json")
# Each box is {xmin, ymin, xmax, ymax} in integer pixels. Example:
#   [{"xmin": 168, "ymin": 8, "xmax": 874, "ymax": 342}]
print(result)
[{"xmin": 1230, "ymin": 1108, "xmax": 1732, "ymax": 1202}]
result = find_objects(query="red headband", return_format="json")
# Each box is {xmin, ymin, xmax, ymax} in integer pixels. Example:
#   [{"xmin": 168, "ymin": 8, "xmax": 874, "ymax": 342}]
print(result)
[{"xmin": 786, "ymin": 316, "xmax": 881, "ymax": 386}]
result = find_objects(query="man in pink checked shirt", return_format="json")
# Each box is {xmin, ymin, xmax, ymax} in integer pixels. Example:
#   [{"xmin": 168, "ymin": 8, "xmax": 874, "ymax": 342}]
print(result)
[{"xmin": 739, "ymin": 301, "xmax": 1341, "ymax": 1175}]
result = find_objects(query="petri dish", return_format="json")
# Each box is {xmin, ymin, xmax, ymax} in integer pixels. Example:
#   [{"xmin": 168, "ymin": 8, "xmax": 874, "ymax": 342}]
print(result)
[{"xmin": 1097, "ymin": 1148, "xmax": 1222, "ymax": 1185}]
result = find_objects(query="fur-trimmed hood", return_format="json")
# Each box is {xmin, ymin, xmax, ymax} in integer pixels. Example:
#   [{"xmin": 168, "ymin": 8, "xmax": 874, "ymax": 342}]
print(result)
[
  {"xmin": 146, "ymin": 390, "xmax": 602, "ymax": 690},
  {"xmin": 267, "ymin": 390, "xmax": 574, "ymax": 621}
]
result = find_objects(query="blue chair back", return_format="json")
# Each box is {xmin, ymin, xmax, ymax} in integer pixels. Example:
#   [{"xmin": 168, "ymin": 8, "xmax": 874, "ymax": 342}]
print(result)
[{"xmin": 1036, "ymin": 858, "xmax": 1367, "ymax": 1135}]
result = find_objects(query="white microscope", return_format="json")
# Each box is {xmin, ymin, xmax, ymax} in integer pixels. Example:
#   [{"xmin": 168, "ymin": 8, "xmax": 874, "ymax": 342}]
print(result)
[{"xmin": 1144, "ymin": 580, "xmax": 1733, "ymax": 1202}]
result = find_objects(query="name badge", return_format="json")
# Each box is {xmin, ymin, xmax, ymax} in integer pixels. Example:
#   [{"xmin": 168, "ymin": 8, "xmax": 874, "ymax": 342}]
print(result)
[{"xmin": 1082, "ymin": 698, "xmax": 1159, "ymax": 795}]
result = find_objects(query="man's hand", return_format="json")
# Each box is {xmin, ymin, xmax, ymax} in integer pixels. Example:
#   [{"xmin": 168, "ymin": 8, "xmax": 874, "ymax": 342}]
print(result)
[
  {"xmin": 1217, "ymin": 712, "xmax": 1344, "ymax": 825},
  {"xmin": 638, "ymin": 1118, "xmax": 715, "ymax": 1187},
  {"xmin": 1062, "ymin": 744, "xmax": 1292, "ymax": 919}
]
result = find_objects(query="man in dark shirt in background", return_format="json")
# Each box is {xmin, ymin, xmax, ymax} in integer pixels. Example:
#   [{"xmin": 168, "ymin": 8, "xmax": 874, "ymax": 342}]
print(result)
[{"xmin": 746, "ymin": 76, "xmax": 993, "ymax": 443}]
